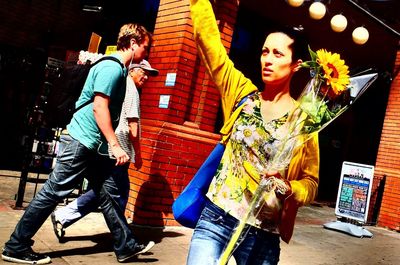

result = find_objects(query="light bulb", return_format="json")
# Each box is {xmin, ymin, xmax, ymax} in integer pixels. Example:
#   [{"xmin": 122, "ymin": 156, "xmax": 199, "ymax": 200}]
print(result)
[
  {"xmin": 288, "ymin": 0, "xmax": 304, "ymax": 7},
  {"xmin": 331, "ymin": 14, "xmax": 348, "ymax": 32},
  {"xmin": 309, "ymin": 2, "xmax": 326, "ymax": 20},
  {"xmin": 352, "ymin": 27, "xmax": 369, "ymax": 45}
]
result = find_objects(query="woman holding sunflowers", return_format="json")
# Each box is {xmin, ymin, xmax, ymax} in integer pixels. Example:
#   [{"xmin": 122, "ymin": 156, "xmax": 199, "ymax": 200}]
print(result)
[{"xmin": 186, "ymin": 0, "xmax": 320, "ymax": 265}]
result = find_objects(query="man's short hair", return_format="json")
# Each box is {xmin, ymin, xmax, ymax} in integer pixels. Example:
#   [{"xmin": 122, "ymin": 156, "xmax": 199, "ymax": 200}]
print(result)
[{"xmin": 117, "ymin": 23, "xmax": 152, "ymax": 50}]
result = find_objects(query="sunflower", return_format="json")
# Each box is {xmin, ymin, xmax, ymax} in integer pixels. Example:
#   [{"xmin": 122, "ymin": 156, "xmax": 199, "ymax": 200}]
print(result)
[{"xmin": 316, "ymin": 49, "xmax": 350, "ymax": 96}]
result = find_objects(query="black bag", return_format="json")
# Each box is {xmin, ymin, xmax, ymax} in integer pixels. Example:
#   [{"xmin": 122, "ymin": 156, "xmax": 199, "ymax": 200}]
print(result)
[{"xmin": 45, "ymin": 56, "xmax": 124, "ymax": 128}]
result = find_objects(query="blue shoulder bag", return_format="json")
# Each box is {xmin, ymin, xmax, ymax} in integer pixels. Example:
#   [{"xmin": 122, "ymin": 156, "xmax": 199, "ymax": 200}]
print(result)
[{"xmin": 172, "ymin": 94, "xmax": 252, "ymax": 228}]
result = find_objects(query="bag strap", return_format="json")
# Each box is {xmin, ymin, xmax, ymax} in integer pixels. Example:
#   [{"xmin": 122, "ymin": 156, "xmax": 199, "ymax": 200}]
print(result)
[
  {"xmin": 92, "ymin": 56, "xmax": 124, "ymax": 69},
  {"xmin": 218, "ymin": 92, "xmax": 255, "ymax": 145},
  {"xmin": 235, "ymin": 92, "xmax": 254, "ymax": 110},
  {"xmin": 74, "ymin": 56, "xmax": 125, "ymax": 113}
]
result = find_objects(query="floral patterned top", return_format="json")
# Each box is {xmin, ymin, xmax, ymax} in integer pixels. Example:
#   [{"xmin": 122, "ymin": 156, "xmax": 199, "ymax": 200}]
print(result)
[{"xmin": 207, "ymin": 93, "xmax": 293, "ymax": 233}]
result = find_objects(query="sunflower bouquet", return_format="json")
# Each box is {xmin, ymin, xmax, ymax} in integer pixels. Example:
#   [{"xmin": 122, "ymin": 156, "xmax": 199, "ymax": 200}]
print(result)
[
  {"xmin": 288, "ymin": 47, "xmax": 378, "ymax": 139},
  {"xmin": 295, "ymin": 47, "xmax": 351, "ymax": 135},
  {"xmin": 217, "ymin": 48, "xmax": 378, "ymax": 265}
]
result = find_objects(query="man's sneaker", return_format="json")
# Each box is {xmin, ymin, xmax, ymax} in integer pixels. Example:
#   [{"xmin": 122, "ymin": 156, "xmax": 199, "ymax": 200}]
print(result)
[
  {"xmin": 51, "ymin": 212, "xmax": 65, "ymax": 241},
  {"xmin": 117, "ymin": 241, "xmax": 155, "ymax": 263},
  {"xmin": 2, "ymin": 248, "xmax": 51, "ymax": 264}
]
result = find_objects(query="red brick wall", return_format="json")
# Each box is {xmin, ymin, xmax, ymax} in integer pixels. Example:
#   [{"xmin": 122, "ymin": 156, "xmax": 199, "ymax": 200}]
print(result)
[
  {"xmin": 126, "ymin": 120, "xmax": 220, "ymax": 226},
  {"xmin": 140, "ymin": 0, "xmax": 194, "ymax": 125},
  {"xmin": 140, "ymin": 0, "xmax": 239, "ymax": 131},
  {"xmin": 373, "ymin": 48, "xmax": 400, "ymax": 231},
  {"xmin": 125, "ymin": 0, "xmax": 239, "ymax": 226}
]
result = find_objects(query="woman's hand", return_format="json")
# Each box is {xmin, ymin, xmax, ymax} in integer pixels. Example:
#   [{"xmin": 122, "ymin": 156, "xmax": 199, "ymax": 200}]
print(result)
[
  {"xmin": 243, "ymin": 161, "xmax": 292, "ymax": 200},
  {"xmin": 263, "ymin": 171, "xmax": 292, "ymax": 200}
]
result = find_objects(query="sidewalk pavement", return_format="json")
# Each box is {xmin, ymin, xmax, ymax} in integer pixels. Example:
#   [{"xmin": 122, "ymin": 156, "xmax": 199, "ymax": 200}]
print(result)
[{"xmin": 1, "ymin": 172, "xmax": 400, "ymax": 265}]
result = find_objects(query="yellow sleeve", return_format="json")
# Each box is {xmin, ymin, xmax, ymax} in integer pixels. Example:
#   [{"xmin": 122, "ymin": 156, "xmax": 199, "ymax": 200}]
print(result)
[
  {"xmin": 190, "ymin": 0, "xmax": 257, "ymax": 122},
  {"xmin": 287, "ymin": 133, "xmax": 320, "ymax": 206}
]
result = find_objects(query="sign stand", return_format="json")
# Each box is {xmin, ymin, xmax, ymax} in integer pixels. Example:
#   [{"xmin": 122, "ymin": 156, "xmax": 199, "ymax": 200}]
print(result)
[
  {"xmin": 323, "ymin": 161, "xmax": 374, "ymax": 238},
  {"xmin": 323, "ymin": 220, "xmax": 373, "ymax": 238}
]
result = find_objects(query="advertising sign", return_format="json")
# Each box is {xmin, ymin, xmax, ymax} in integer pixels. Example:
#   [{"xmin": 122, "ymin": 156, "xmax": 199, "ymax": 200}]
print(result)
[
  {"xmin": 159, "ymin": 95, "xmax": 170, "ymax": 109},
  {"xmin": 335, "ymin": 161, "xmax": 374, "ymax": 223},
  {"xmin": 88, "ymin": 32, "xmax": 102, "ymax": 53},
  {"xmin": 165, "ymin": 73, "xmax": 177, "ymax": 86},
  {"xmin": 105, "ymin": 45, "xmax": 117, "ymax": 55}
]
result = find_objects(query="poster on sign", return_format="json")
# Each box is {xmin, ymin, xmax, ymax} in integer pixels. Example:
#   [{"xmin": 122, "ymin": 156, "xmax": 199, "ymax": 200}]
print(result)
[{"xmin": 335, "ymin": 161, "xmax": 375, "ymax": 223}]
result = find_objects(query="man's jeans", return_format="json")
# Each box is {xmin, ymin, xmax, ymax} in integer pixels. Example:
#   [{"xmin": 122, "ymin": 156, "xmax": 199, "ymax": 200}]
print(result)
[
  {"xmin": 55, "ymin": 163, "xmax": 130, "ymax": 229},
  {"xmin": 5, "ymin": 135, "xmax": 137, "ymax": 257},
  {"xmin": 187, "ymin": 200, "xmax": 281, "ymax": 265}
]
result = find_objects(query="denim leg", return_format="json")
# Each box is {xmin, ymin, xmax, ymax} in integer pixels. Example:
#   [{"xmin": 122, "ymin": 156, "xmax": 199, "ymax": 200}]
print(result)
[
  {"xmin": 54, "ymin": 189, "xmax": 99, "ymax": 228},
  {"xmin": 233, "ymin": 227, "xmax": 280, "ymax": 265},
  {"xmin": 103, "ymin": 163, "xmax": 130, "ymax": 212},
  {"xmin": 55, "ymin": 163, "xmax": 130, "ymax": 229},
  {"xmin": 5, "ymin": 135, "xmax": 92, "ymax": 253},
  {"xmin": 187, "ymin": 200, "xmax": 280, "ymax": 265},
  {"xmin": 88, "ymin": 158, "xmax": 136, "ymax": 257},
  {"xmin": 187, "ymin": 201, "xmax": 239, "ymax": 265}
]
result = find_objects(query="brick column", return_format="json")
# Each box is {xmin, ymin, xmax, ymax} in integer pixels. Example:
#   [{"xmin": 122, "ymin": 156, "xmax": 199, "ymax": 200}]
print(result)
[
  {"xmin": 373, "ymin": 48, "xmax": 400, "ymax": 231},
  {"xmin": 125, "ymin": 0, "xmax": 240, "ymax": 226}
]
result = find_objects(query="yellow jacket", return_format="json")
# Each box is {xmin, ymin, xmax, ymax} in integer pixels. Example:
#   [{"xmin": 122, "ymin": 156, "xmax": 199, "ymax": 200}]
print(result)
[{"xmin": 190, "ymin": 0, "xmax": 319, "ymax": 243}]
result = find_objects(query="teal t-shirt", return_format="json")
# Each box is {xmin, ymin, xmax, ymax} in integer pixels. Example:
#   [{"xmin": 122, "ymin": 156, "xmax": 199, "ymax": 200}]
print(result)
[{"xmin": 67, "ymin": 54, "xmax": 127, "ymax": 153}]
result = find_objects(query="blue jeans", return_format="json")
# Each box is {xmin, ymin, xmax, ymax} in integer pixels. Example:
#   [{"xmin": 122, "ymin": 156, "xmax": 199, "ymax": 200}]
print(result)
[
  {"xmin": 5, "ymin": 135, "xmax": 137, "ymax": 257},
  {"xmin": 55, "ymin": 163, "xmax": 130, "ymax": 228},
  {"xmin": 187, "ymin": 200, "xmax": 280, "ymax": 265}
]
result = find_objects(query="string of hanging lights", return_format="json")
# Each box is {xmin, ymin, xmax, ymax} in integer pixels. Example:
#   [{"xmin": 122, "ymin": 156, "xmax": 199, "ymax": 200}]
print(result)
[{"xmin": 287, "ymin": 0, "xmax": 371, "ymax": 45}]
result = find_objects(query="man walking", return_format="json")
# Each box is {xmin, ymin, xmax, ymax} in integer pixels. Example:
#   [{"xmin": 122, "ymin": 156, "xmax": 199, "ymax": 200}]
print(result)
[
  {"xmin": 2, "ymin": 23, "xmax": 154, "ymax": 264},
  {"xmin": 51, "ymin": 60, "xmax": 159, "ymax": 240}
]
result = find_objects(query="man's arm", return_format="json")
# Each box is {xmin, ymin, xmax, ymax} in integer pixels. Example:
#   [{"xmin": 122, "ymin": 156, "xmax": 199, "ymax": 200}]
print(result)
[
  {"xmin": 127, "ymin": 117, "xmax": 142, "ymax": 169},
  {"xmin": 93, "ymin": 93, "xmax": 130, "ymax": 165}
]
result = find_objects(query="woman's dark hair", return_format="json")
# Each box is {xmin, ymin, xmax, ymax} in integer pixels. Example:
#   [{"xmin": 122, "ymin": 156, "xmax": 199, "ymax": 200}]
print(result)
[
  {"xmin": 267, "ymin": 25, "xmax": 309, "ymax": 62},
  {"xmin": 264, "ymin": 25, "xmax": 310, "ymax": 98}
]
